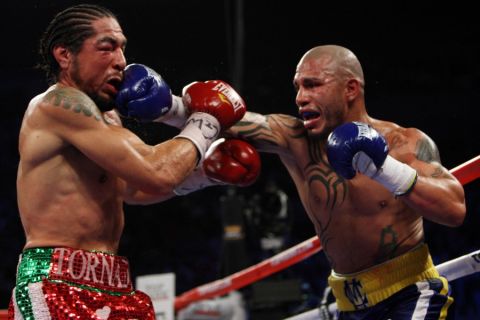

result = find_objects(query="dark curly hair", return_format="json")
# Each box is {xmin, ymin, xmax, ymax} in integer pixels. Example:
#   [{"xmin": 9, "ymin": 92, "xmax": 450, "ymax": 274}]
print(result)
[{"xmin": 38, "ymin": 4, "xmax": 117, "ymax": 85}]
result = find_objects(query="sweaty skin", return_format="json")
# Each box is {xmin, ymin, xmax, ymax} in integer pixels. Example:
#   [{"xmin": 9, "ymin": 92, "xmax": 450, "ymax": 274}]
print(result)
[
  {"xmin": 227, "ymin": 45, "xmax": 465, "ymax": 273},
  {"xmin": 17, "ymin": 17, "xmax": 198, "ymax": 253}
]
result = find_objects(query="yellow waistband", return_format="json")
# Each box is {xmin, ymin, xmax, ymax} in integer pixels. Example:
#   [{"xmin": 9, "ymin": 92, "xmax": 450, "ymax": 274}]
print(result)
[{"xmin": 328, "ymin": 244, "xmax": 439, "ymax": 311}]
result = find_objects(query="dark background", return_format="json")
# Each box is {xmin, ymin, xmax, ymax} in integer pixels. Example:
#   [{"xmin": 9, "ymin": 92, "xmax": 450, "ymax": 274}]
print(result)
[{"xmin": 1, "ymin": 1, "xmax": 479, "ymax": 319}]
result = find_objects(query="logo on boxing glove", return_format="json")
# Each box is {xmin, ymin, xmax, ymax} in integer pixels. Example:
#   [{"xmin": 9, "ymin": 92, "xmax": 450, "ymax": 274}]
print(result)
[
  {"xmin": 211, "ymin": 81, "xmax": 245, "ymax": 113},
  {"xmin": 182, "ymin": 80, "xmax": 246, "ymax": 130}
]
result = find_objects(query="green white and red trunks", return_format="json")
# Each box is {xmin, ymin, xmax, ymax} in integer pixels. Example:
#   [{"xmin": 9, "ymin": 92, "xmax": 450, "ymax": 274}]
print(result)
[{"xmin": 8, "ymin": 247, "xmax": 155, "ymax": 319}]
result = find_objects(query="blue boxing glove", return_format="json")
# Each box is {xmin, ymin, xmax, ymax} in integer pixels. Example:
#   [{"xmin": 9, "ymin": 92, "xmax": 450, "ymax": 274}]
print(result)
[
  {"xmin": 115, "ymin": 64, "xmax": 173, "ymax": 122},
  {"xmin": 326, "ymin": 122, "xmax": 388, "ymax": 179},
  {"xmin": 327, "ymin": 122, "xmax": 418, "ymax": 196}
]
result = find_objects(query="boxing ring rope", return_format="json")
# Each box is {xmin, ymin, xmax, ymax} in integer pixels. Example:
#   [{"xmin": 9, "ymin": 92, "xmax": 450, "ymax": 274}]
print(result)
[
  {"xmin": 175, "ymin": 234, "xmax": 322, "ymax": 310},
  {"xmin": 174, "ymin": 154, "xmax": 480, "ymax": 312},
  {"xmin": 449, "ymin": 155, "xmax": 480, "ymax": 185}
]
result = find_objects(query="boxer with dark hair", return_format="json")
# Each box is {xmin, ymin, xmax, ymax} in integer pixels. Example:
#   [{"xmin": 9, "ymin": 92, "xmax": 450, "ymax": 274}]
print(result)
[{"xmin": 11, "ymin": 4, "xmax": 259, "ymax": 319}]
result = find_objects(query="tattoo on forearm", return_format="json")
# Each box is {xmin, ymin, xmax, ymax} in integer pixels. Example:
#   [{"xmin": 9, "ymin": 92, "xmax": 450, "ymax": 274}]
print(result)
[
  {"xmin": 415, "ymin": 138, "xmax": 441, "ymax": 163},
  {"xmin": 376, "ymin": 225, "xmax": 398, "ymax": 263},
  {"xmin": 45, "ymin": 89, "xmax": 103, "ymax": 121}
]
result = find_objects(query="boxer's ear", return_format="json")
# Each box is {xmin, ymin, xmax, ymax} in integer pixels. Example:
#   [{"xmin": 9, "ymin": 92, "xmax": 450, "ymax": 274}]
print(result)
[
  {"xmin": 345, "ymin": 78, "xmax": 361, "ymax": 102},
  {"xmin": 52, "ymin": 45, "xmax": 71, "ymax": 70}
]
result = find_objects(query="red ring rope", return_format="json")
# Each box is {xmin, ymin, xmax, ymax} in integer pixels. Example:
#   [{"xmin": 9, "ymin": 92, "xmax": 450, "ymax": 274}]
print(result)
[
  {"xmin": 174, "ymin": 154, "xmax": 480, "ymax": 311},
  {"xmin": 450, "ymin": 155, "xmax": 480, "ymax": 185}
]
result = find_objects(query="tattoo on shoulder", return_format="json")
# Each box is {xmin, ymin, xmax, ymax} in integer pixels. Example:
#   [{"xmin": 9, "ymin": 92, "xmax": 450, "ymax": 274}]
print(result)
[
  {"xmin": 389, "ymin": 132, "xmax": 409, "ymax": 149},
  {"xmin": 415, "ymin": 137, "xmax": 441, "ymax": 163},
  {"xmin": 430, "ymin": 165, "xmax": 446, "ymax": 178},
  {"xmin": 44, "ymin": 88, "xmax": 103, "ymax": 121}
]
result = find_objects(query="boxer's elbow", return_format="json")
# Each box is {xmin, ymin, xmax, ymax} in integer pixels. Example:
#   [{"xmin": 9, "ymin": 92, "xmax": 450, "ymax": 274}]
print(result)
[
  {"xmin": 130, "ymin": 167, "xmax": 177, "ymax": 195},
  {"xmin": 145, "ymin": 171, "xmax": 178, "ymax": 195},
  {"xmin": 449, "ymin": 203, "xmax": 467, "ymax": 227},
  {"xmin": 448, "ymin": 187, "xmax": 467, "ymax": 227},
  {"xmin": 440, "ymin": 202, "xmax": 466, "ymax": 227}
]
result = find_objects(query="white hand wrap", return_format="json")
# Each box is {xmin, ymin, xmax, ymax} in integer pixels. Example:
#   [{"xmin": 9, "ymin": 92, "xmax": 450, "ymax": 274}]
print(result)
[
  {"xmin": 173, "ymin": 138, "xmax": 227, "ymax": 196},
  {"xmin": 353, "ymin": 152, "xmax": 418, "ymax": 196},
  {"xmin": 174, "ymin": 112, "xmax": 220, "ymax": 164},
  {"xmin": 153, "ymin": 95, "xmax": 188, "ymax": 128},
  {"xmin": 174, "ymin": 168, "xmax": 216, "ymax": 196}
]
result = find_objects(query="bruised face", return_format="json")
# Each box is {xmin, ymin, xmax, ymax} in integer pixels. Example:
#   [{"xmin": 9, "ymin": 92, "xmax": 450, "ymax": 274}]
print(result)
[
  {"xmin": 293, "ymin": 56, "xmax": 349, "ymax": 140},
  {"xmin": 68, "ymin": 17, "xmax": 127, "ymax": 111}
]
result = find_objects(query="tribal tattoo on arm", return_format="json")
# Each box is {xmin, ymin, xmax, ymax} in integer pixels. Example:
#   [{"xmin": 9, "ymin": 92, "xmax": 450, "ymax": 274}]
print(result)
[{"xmin": 230, "ymin": 113, "xmax": 303, "ymax": 152}]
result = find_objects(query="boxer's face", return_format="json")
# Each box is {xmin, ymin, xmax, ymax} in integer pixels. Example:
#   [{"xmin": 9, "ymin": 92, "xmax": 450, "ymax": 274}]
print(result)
[
  {"xmin": 70, "ymin": 17, "xmax": 127, "ymax": 111},
  {"xmin": 294, "ymin": 56, "xmax": 347, "ymax": 139}
]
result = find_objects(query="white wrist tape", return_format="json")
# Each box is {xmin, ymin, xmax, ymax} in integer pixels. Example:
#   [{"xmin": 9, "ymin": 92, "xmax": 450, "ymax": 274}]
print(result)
[
  {"xmin": 174, "ymin": 112, "xmax": 220, "ymax": 164},
  {"xmin": 154, "ymin": 95, "xmax": 188, "ymax": 128},
  {"xmin": 353, "ymin": 152, "xmax": 418, "ymax": 196},
  {"xmin": 174, "ymin": 138, "xmax": 227, "ymax": 196},
  {"xmin": 174, "ymin": 167, "xmax": 217, "ymax": 196}
]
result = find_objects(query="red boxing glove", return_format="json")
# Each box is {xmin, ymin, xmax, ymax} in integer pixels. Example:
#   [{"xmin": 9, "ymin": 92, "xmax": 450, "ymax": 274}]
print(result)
[
  {"xmin": 182, "ymin": 80, "xmax": 246, "ymax": 130},
  {"xmin": 174, "ymin": 138, "xmax": 260, "ymax": 195},
  {"xmin": 203, "ymin": 139, "xmax": 261, "ymax": 186}
]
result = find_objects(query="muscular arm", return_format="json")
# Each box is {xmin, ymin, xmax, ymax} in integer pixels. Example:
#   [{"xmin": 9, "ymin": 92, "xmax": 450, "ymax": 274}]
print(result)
[
  {"xmin": 98, "ymin": 109, "xmax": 179, "ymax": 204},
  {"xmin": 392, "ymin": 129, "xmax": 466, "ymax": 226},
  {"xmin": 226, "ymin": 111, "xmax": 304, "ymax": 158},
  {"xmin": 39, "ymin": 86, "xmax": 198, "ymax": 197}
]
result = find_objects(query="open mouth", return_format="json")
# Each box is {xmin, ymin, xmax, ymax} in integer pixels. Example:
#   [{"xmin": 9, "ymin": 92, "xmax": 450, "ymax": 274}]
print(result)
[
  {"xmin": 108, "ymin": 78, "xmax": 122, "ymax": 91},
  {"xmin": 105, "ymin": 78, "xmax": 122, "ymax": 95},
  {"xmin": 300, "ymin": 111, "xmax": 321, "ymax": 129},
  {"xmin": 301, "ymin": 111, "xmax": 320, "ymax": 121}
]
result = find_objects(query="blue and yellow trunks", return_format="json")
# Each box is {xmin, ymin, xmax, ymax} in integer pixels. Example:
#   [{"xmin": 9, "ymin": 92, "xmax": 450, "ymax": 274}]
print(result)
[{"xmin": 328, "ymin": 244, "xmax": 450, "ymax": 312}]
